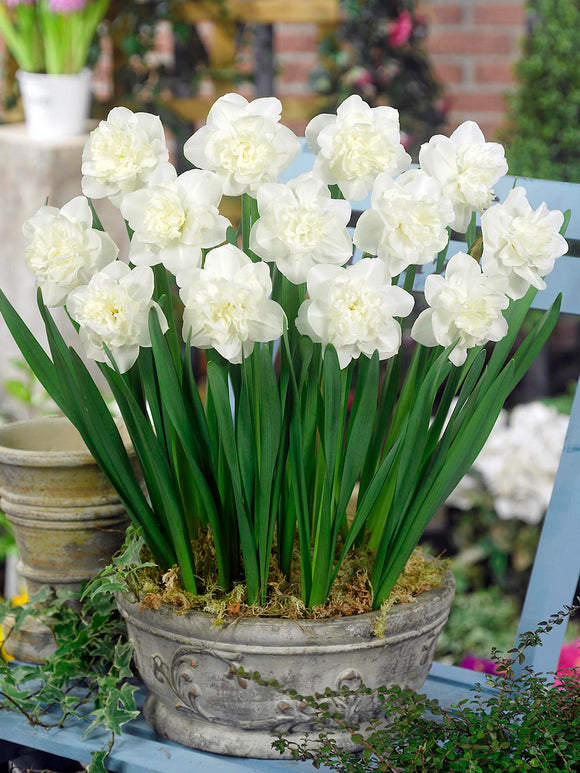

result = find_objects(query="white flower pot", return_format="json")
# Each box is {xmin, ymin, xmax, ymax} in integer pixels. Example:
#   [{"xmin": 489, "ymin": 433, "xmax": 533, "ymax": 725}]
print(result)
[{"xmin": 16, "ymin": 69, "xmax": 93, "ymax": 141}]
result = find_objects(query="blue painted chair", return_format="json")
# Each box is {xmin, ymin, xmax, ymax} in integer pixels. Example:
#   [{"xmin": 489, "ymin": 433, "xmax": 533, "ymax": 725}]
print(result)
[{"xmin": 1, "ymin": 149, "xmax": 579, "ymax": 771}]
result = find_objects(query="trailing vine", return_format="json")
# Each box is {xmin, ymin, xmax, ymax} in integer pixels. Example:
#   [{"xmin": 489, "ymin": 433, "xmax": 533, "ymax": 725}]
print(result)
[
  {"xmin": 1, "ymin": 531, "xmax": 578, "ymax": 772},
  {"xmin": 250, "ymin": 604, "xmax": 580, "ymax": 771},
  {"xmin": 0, "ymin": 530, "xmax": 152, "ymax": 773}
]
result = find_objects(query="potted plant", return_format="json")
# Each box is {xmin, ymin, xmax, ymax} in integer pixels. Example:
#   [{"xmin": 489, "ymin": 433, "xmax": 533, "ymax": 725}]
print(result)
[
  {"xmin": 0, "ymin": 93, "xmax": 569, "ymax": 756},
  {"xmin": 0, "ymin": 0, "xmax": 109, "ymax": 139}
]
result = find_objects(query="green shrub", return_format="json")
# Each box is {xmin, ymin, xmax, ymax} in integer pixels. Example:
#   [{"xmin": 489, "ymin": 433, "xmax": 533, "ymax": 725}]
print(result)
[{"xmin": 504, "ymin": 0, "xmax": 580, "ymax": 183}]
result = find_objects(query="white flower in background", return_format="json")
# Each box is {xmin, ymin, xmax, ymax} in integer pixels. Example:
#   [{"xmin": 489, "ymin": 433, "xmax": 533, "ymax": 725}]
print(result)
[
  {"xmin": 183, "ymin": 93, "xmax": 301, "ymax": 196},
  {"xmin": 411, "ymin": 252, "xmax": 509, "ymax": 366},
  {"xmin": 82, "ymin": 107, "xmax": 172, "ymax": 206},
  {"xmin": 353, "ymin": 169, "xmax": 454, "ymax": 275},
  {"xmin": 180, "ymin": 243, "xmax": 286, "ymax": 364},
  {"xmin": 120, "ymin": 167, "xmax": 230, "ymax": 278},
  {"xmin": 305, "ymin": 95, "xmax": 411, "ymax": 201},
  {"xmin": 249, "ymin": 173, "xmax": 352, "ymax": 284},
  {"xmin": 23, "ymin": 196, "xmax": 118, "ymax": 307},
  {"xmin": 445, "ymin": 472, "xmax": 482, "ymax": 511},
  {"xmin": 67, "ymin": 263, "xmax": 167, "ymax": 373},
  {"xmin": 481, "ymin": 187, "xmax": 568, "ymax": 299},
  {"xmin": 418, "ymin": 121, "xmax": 508, "ymax": 232},
  {"xmin": 449, "ymin": 402, "xmax": 569, "ymax": 523},
  {"xmin": 296, "ymin": 258, "xmax": 414, "ymax": 369}
]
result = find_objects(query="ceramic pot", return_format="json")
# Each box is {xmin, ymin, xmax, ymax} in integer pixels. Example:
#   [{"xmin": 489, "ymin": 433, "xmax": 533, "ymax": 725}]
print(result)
[
  {"xmin": 16, "ymin": 69, "xmax": 92, "ymax": 141},
  {"xmin": 117, "ymin": 569, "xmax": 455, "ymax": 758},
  {"xmin": 0, "ymin": 416, "xmax": 130, "ymax": 662}
]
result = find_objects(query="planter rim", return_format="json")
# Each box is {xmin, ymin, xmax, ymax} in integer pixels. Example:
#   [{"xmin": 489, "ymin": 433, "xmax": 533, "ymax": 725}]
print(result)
[
  {"xmin": 117, "ymin": 567, "xmax": 455, "ymax": 647},
  {"xmin": 16, "ymin": 67, "xmax": 92, "ymax": 82},
  {"xmin": 0, "ymin": 416, "xmax": 131, "ymax": 467}
]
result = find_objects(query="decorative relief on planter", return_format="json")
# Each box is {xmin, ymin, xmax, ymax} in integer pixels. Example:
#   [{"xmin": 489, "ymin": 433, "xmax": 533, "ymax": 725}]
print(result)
[
  {"xmin": 151, "ymin": 647, "xmax": 244, "ymax": 721},
  {"xmin": 150, "ymin": 649, "xmax": 383, "ymax": 733},
  {"xmin": 273, "ymin": 666, "xmax": 383, "ymax": 735}
]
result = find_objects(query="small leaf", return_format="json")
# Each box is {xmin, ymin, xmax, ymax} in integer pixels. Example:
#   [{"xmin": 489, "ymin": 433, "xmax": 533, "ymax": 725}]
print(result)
[{"xmin": 87, "ymin": 749, "xmax": 109, "ymax": 773}]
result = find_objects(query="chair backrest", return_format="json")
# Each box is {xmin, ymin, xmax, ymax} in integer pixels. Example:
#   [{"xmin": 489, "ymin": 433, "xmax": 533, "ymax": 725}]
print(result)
[{"xmin": 281, "ymin": 142, "xmax": 580, "ymax": 676}]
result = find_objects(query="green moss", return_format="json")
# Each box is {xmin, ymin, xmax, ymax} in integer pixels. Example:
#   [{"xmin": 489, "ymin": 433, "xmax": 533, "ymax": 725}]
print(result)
[
  {"xmin": 373, "ymin": 550, "xmax": 450, "ymax": 636},
  {"xmin": 135, "ymin": 534, "xmax": 449, "ymax": 626}
]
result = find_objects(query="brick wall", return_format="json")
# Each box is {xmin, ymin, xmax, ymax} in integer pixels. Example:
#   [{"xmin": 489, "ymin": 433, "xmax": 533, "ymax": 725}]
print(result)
[
  {"xmin": 275, "ymin": 22, "xmax": 320, "ymax": 101},
  {"xmin": 272, "ymin": 0, "xmax": 527, "ymax": 139},
  {"xmin": 422, "ymin": 0, "xmax": 526, "ymax": 138},
  {"xmin": 0, "ymin": 0, "xmax": 528, "ymax": 141}
]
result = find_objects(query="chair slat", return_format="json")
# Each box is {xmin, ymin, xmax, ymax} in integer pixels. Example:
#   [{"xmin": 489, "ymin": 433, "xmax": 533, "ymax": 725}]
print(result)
[
  {"xmin": 0, "ymin": 704, "xmax": 323, "ymax": 773},
  {"xmin": 423, "ymin": 662, "xmax": 494, "ymax": 706},
  {"xmin": 514, "ymin": 377, "xmax": 580, "ymax": 676}
]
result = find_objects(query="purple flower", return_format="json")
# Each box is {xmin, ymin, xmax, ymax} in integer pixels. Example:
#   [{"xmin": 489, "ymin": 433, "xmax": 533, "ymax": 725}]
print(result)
[{"xmin": 48, "ymin": 0, "xmax": 86, "ymax": 11}]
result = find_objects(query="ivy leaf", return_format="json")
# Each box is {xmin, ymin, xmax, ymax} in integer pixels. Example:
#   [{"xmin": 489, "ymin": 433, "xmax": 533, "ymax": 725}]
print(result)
[
  {"xmin": 113, "ymin": 640, "xmax": 135, "ymax": 681},
  {"xmin": 87, "ymin": 749, "xmax": 110, "ymax": 773}
]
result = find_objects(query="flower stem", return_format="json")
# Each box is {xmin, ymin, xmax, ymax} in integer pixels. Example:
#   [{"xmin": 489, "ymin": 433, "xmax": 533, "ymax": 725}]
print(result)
[{"xmin": 241, "ymin": 193, "xmax": 252, "ymax": 255}]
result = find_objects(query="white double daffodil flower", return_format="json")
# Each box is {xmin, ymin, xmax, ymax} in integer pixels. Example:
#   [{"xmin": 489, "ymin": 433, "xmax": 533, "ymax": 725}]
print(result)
[{"xmin": 23, "ymin": 196, "xmax": 118, "ymax": 307}]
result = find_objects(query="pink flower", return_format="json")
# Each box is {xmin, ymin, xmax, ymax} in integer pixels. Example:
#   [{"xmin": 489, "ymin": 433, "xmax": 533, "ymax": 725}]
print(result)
[
  {"xmin": 554, "ymin": 639, "xmax": 580, "ymax": 686},
  {"xmin": 354, "ymin": 68, "xmax": 372, "ymax": 89},
  {"xmin": 388, "ymin": 10, "xmax": 413, "ymax": 48},
  {"xmin": 460, "ymin": 654, "xmax": 498, "ymax": 675},
  {"xmin": 48, "ymin": 0, "xmax": 86, "ymax": 11}
]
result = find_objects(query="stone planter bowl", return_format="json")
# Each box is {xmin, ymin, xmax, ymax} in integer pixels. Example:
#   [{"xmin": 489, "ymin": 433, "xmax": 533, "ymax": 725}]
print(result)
[{"xmin": 117, "ymin": 568, "xmax": 455, "ymax": 759}]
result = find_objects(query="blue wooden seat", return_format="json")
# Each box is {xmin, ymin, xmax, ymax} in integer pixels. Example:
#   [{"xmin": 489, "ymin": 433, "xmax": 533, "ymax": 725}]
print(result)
[{"xmin": 1, "ymin": 148, "xmax": 579, "ymax": 771}]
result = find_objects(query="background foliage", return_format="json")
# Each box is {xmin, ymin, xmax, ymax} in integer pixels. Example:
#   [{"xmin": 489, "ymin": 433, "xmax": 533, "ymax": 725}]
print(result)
[
  {"xmin": 311, "ymin": 0, "xmax": 448, "ymax": 159},
  {"xmin": 504, "ymin": 0, "xmax": 580, "ymax": 183},
  {"xmin": 101, "ymin": 0, "xmax": 213, "ymax": 166}
]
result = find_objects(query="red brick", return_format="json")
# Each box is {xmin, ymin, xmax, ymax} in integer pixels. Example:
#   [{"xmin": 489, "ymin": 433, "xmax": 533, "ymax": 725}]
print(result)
[
  {"xmin": 418, "ymin": 3, "xmax": 463, "ymax": 25},
  {"xmin": 451, "ymin": 91, "xmax": 508, "ymax": 112},
  {"xmin": 432, "ymin": 61, "xmax": 464, "ymax": 85},
  {"xmin": 279, "ymin": 59, "xmax": 316, "ymax": 85},
  {"xmin": 474, "ymin": 61, "xmax": 517, "ymax": 84},
  {"xmin": 275, "ymin": 32, "xmax": 320, "ymax": 54},
  {"xmin": 284, "ymin": 118, "xmax": 309, "ymax": 136},
  {"xmin": 426, "ymin": 32, "xmax": 512, "ymax": 55},
  {"xmin": 473, "ymin": 3, "xmax": 526, "ymax": 26}
]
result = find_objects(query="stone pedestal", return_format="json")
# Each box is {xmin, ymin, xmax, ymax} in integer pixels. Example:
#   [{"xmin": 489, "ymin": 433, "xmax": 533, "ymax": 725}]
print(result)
[{"xmin": 0, "ymin": 123, "xmax": 129, "ymax": 418}]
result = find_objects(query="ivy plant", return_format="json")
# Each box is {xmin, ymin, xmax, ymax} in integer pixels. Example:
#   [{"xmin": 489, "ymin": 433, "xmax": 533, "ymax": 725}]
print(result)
[{"xmin": 0, "ymin": 537, "xmax": 148, "ymax": 773}]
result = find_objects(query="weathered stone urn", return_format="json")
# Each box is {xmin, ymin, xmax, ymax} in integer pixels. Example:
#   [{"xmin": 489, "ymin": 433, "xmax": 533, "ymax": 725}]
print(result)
[
  {"xmin": 117, "ymin": 569, "xmax": 455, "ymax": 758},
  {"xmin": 0, "ymin": 416, "xmax": 130, "ymax": 662}
]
